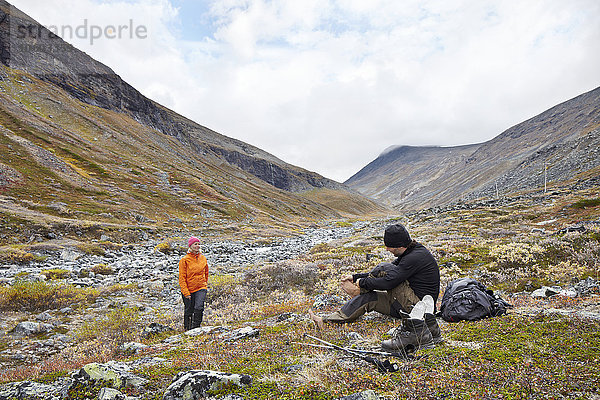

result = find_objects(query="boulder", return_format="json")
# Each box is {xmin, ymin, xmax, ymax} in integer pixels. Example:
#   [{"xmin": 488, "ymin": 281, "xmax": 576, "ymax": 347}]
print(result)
[
  {"xmin": 0, "ymin": 379, "xmax": 70, "ymax": 400},
  {"xmin": 184, "ymin": 325, "xmax": 227, "ymax": 337},
  {"xmin": 71, "ymin": 361, "xmax": 148, "ymax": 390},
  {"xmin": 531, "ymin": 286, "xmax": 560, "ymax": 298},
  {"xmin": 61, "ymin": 248, "xmax": 82, "ymax": 262},
  {"xmin": 336, "ymin": 390, "xmax": 381, "ymax": 400},
  {"xmin": 163, "ymin": 370, "xmax": 252, "ymax": 400},
  {"xmin": 10, "ymin": 321, "xmax": 53, "ymax": 336},
  {"xmin": 120, "ymin": 342, "xmax": 148, "ymax": 354},
  {"xmin": 219, "ymin": 327, "xmax": 259, "ymax": 342},
  {"xmin": 36, "ymin": 311, "xmax": 52, "ymax": 321},
  {"xmin": 98, "ymin": 387, "xmax": 126, "ymax": 400},
  {"xmin": 574, "ymin": 277, "xmax": 599, "ymax": 296},
  {"xmin": 141, "ymin": 322, "xmax": 175, "ymax": 338}
]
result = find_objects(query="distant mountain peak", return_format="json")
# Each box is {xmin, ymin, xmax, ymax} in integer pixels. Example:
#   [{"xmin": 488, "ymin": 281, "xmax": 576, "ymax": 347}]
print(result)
[{"xmin": 347, "ymin": 86, "xmax": 600, "ymax": 210}]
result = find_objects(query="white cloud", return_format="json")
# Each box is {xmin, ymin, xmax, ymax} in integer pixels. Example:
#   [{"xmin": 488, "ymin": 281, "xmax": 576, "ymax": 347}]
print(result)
[{"xmin": 9, "ymin": 0, "xmax": 600, "ymax": 182}]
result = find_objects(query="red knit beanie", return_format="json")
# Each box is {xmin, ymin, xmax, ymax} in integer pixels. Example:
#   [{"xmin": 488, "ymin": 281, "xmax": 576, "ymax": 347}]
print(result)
[{"xmin": 188, "ymin": 236, "xmax": 200, "ymax": 247}]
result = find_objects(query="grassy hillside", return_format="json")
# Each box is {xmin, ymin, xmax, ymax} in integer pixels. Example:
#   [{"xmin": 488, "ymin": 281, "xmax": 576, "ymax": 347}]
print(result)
[{"xmin": 0, "ymin": 65, "xmax": 386, "ymax": 245}]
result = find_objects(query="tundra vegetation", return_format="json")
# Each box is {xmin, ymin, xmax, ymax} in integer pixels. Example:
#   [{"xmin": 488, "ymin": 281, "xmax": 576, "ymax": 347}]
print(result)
[{"xmin": 0, "ymin": 187, "xmax": 599, "ymax": 399}]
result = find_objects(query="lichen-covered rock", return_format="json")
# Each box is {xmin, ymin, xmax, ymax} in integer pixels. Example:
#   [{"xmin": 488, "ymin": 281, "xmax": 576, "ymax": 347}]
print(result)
[
  {"xmin": 120, "ymin": 342, "xmax": 148, "ymax": 354},
  {"xmin": 336, "ymin": 390, "xmax": 381, "ymax": 400},
  {"xmin": 184, "ymin": 325, "xmax": 227, "ymax": 337},
  {"xmin": 163, "ymin": 370, "xmax": 252, "ymax": 400},
  {"xmin": 71, "ymin": 361, "xmax": 148, "ymax": 390},
  {"xmin": 0, "ymin": 379, "xmax": 70, "ymax": 400},
  {"xmin": 98, "ymin": 387, "xmax": 126, "ymax": 400}
]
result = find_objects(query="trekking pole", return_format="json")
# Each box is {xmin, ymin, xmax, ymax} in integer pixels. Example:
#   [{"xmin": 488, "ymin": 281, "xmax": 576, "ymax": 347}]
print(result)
[
  {"xmin": 293, "ymin": 340, "xmax": 412, "ymax": 358},
  {"xmin": 302, "ymin": 334, "xmax": 400, "ymax": 373}
]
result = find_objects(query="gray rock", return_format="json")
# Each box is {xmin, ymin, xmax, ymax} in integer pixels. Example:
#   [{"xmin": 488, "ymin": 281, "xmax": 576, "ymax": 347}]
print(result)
[
  {"xmin": 120, "ymin": 342, "xmax": 148, "ymax": 354},
  {"xmin": 219, "ymin": 327, "xmax": 259, "ymax": 342},
  {"xmin": 10, "ymin": 321, "xmax": 53, "ymax": 336},
  {"xmin": 163, "ymin": 370, "xmax": 252, "ymax": 400},
  {"xmin": 60, "ymin": 248, "xmax": 82, "ymax": 262},
  {"xmin": 163, "ymin": 334, "xmax": 183, "ymax": 344},
  {"xmin": 184, "ymin": 325, "xmax": 227, "ymax": 337},
  {"xmin": 98, "ymin": 387, "xmax": 126, "ymax": 400},
  {"xmin": 336, "ymin": 389, "xmax": 381, "ymax": 400},
  {"xmin": 574, "ymin": 277, "xmax": 599, "ymax": 296},
  {"xmin": 0, "ymin": 378, "xmax": 70, "ymax": 400},
  {"xmin": 36, "ymin": 311, "xmax": 52, "ymax": 321},
  {"xmin": 531, "ymin": 286, "xmax": 561, "ymax": 298},
  {"xmin": 141, "ymin": 322, "xmax": 175, "ymax": 338},
  {"xmin": 71, "ymin": 361, "xmax": 148, "ymax": 390}
]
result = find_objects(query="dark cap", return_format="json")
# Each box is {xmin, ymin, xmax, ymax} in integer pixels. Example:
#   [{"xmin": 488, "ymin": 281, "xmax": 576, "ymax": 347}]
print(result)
[{"xmin": 384, "ymin": 224, "xmax": 411, "ymax": 248}]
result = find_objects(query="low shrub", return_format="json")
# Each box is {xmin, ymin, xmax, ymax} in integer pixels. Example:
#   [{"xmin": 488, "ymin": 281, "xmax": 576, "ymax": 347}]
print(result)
[
  {"xmin": 309, "ymin": 243, "xmax": 332, "ymax": 254},
  {"xmin": 154, "ymin": 241, "xmax": 174, "ymax": 254},
  {"xmin": 571, "ymin": 197, "xmax": 600, "ymax": 209},
  {"xmin": 90, "ymin": 263, "xmax": 115, "ymax": 275},
  {"xmin": 243, "ymin": 261, "xmax": 320, "ymax": 296},
  {"xmin": 41, "ymin": 268, "xmax": 71, "ymax": 280},
  {"xmin": 0, "ymin": 280, "xmax": 99, "ymax": 312},
  {"xmin": 208, "ymin": 274, "xmax": 242, "ymax": 303},
  {"xmin": 0, "ymin": 248, "xmax": 35, "ymax": 264},
  {"xmin": 75, "ymin": 243, "xmax": 105, "ymax": 256},
  {"xmin": 75, "ymin": 307, "xmax": 140, "ymax": 345}
]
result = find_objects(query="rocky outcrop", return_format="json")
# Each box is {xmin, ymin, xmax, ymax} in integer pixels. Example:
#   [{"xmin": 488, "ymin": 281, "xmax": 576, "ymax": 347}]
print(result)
[
  {"xmin": 163, "ymin": 370, "xmax": 252, "ymax": 400},
  {"xmin": 0, "ymin": 379, "xmax": 69, "ymax": 400},
  {"xmin": 71, "ymin": 361, "xmax": 148, "ymax": 390}
]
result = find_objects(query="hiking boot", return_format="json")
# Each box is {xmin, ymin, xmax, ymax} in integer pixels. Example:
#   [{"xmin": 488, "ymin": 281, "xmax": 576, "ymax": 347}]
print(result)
[
  {"xmin": 381, "ymin": 318, "xmax": 435, "ymax": 352},
  {"xmin": 424, "ymin": 313, "xmax": 443, "ymax": 344}
]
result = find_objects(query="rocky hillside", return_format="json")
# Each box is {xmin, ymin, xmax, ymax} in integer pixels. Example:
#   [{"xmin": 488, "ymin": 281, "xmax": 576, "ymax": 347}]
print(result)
[
  {"xmin": 346, "ymin": 87, "xmax": 600, "ymax": 210},
  {"xmin": 0, "ymin": 1, "xmax": 386, "ymax": 244}
]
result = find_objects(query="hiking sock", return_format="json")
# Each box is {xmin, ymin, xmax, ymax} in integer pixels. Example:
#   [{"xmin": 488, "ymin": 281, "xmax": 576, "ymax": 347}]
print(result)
[
  {"xmin": 422, "ymin": 295, "xmax": 435, "ymax": 315},
  {"xmin": 409, "ymin": 299, "xmax": 426, "ymax": 320}
]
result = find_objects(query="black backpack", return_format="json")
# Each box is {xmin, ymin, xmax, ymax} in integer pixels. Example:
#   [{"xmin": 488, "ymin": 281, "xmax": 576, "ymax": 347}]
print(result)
[{"xmin": 439, "ymin": 278, "xmax": 511, "ymax": 322}]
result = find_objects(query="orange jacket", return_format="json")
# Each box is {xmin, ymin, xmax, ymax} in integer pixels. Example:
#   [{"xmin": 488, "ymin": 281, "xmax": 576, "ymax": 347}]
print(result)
[{"xmin": 178, "ymin": 252, "xmax": 209, "ymax": 297}]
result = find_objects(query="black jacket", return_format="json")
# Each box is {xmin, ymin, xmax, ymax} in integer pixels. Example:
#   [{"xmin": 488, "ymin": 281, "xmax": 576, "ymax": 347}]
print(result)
[{"xmin": 353, "ymin": 242, "xmax": 440, "ymax": 302}]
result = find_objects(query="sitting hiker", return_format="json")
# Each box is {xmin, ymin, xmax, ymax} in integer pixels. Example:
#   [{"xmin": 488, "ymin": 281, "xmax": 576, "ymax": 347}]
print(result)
[{"xmin": 309, "ymin": 223, "xmax": 442, "ymax": 346}]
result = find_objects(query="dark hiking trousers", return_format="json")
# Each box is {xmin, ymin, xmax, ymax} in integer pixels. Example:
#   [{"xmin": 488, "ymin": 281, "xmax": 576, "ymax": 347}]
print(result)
[
  {"xmin": 322, "ymin": 281, "xmax": 419, "ymax": 323},
  {"xmin": 182, "ymin": 289, "xmax": 207, "ymax": 330}
]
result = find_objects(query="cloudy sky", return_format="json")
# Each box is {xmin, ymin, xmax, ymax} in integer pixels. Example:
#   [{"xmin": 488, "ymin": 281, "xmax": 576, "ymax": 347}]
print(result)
[{"xmin": 9, "ymin": 0, "xmax": 600, "ymax": 182}]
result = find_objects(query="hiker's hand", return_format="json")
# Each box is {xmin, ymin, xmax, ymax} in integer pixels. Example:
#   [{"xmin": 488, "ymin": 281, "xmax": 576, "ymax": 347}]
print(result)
[
  {"xmin": 184, "ymin": 295, "xmax": 191, "ymax": 299},
  {"xmin": 341, "ymin": 279, "xmax": 360, "ymax": 297},
  {"xmin": 341, "ymin": 274, "xmax": 353, "ymax": 282}
]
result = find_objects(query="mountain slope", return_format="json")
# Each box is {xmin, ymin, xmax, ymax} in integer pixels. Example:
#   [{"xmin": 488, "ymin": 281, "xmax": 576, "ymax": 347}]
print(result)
[
  {"xmin": 0, "ymin": 1, "xmax": 387, "ymax": 243},
  {"xmin": 0, "ymin": 1, "xmax": 350, "ymax": 193},
  {"xmin": 346, "ymin": 86, "xmax": 600, "ymax": 210}
]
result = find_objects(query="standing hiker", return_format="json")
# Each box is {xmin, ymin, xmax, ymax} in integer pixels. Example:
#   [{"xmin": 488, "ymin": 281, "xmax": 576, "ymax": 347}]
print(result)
[
  {"xmin": 309, "ymin": 223, "xmax": 442, "ymax": 348},
  {"xmin": 179, "ymin": 236, "xmax": 209, "ymax": 330}
]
